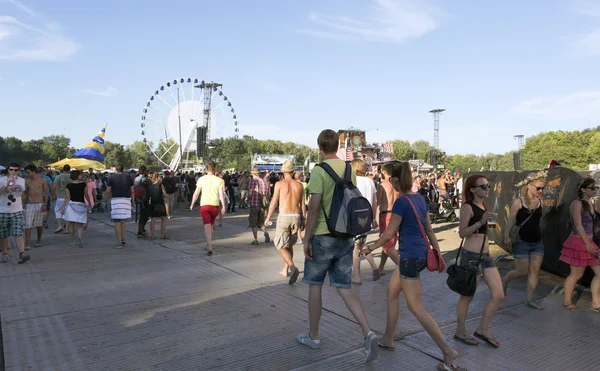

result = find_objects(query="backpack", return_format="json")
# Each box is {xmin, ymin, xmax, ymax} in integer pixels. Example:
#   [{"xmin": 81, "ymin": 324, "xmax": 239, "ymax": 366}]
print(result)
[
  {"xmin": 134, "ymin": 183, "xmax": 148, "ymax": 204},
  {"xmin": 162, "ymin": 177, "xmax": 176, "ymax": 194},
  {"xmin": 316, "ymin": 162, "xmax": 373, "ymax": 238}
]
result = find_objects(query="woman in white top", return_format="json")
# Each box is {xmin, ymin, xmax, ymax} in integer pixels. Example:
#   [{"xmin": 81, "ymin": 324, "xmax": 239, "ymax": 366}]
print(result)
[{"xmin": 351, "ymin": 159, "xmax": 380, "ymax": 285}]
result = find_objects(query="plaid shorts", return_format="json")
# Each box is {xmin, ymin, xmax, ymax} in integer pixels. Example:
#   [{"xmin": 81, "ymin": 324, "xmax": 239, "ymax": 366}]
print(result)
[{"xmin": 0, "ymin": 212, "xmax": 25, "ymax": 239}]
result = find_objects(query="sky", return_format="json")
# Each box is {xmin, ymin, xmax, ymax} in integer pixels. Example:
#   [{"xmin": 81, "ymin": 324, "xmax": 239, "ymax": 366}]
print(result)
[{"xmin": 1, "ymin": 0, "xmax": 600, "ymax": 156}]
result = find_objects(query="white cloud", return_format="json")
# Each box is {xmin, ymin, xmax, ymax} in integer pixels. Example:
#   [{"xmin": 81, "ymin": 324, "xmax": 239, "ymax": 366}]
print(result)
[
  {"xmin": 297, "ymin": 0, "xmax": 441, "ymax": 43},
  {"xmin": 85, "ymin": 86, "xmax": 119, "ymax": 98},
  {"xmin": 0, "ymin": 2, "xmax": 78, "ymax": 61},
  {"xmin": 511, "ymin": 91, "xmax": 600, "ymax": 120}
]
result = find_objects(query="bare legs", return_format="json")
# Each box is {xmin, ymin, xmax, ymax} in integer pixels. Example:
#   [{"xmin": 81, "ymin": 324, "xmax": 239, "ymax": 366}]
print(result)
[
  {"xmin": 352, "ymin": 242, "xmax": 379, "ymax": 284},
  {"xmin": 307, "ymin": 284, "xmax": 372, "ymax": 340},
  {"xmin": 380, "ymin": 266, "xmax": 458, "ymax": 367},
  {"xmin": 456, "ymin": 268, "xmax": 504, "ymax": 346},
  {"xmin": 204, "ymin": 223, "xmax": 214, "ymax": 253},
  {"xmin": 502, "ymin": 256, "xmax": 544, "ymax": 301},
  {"xmin": 150, "ymin": 216, "xmax": 168, "ymax": 239},
  {"xmin": 279, "ymin": 246, "xmax": 295, "ymax": 276},
  {"xmin": 114, "ymin": 221, "xmax": 125, "ymax": 245},
  {"xmin": 1, "ymin": 236, "xmax": 25, "ymax": 254},
  {"xmin": 563, "ymin": 266, "xmax": 585, "ymax": 308},
  {"xmin": 591, "ymin": 265, "xmax": 600, "ymax": 309}
]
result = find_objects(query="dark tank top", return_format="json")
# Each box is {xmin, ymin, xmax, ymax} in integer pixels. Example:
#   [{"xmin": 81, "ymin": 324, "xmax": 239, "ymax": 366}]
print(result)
[
  {"xmin": 515, "ymin": 199, "xmax": 542, "ymax": 242},
  {"xmin": 468, "ymin": 202, "xmax": 487, "ymax": 234}
]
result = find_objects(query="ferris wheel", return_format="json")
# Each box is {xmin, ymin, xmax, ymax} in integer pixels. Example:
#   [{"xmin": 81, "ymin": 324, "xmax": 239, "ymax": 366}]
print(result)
[{"xmin": 140, "ymin": 78, "xmax": 240, "ymax": 170}]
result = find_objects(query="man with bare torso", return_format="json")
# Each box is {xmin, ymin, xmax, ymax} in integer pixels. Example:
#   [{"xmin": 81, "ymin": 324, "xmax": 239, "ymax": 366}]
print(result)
[
  {"xmin": 438, "ymin": 172, "xmax": 451, "ymax": 197},
  {"xmin": 265, "ymin": 160, "xmax": 306, "ymax": 284},
  {"xmin": 377, "ymin": 163, "xmax": 400, "ymax": 272},
  {"xmin": 23, "ymin": 164, "xmax": 48, "ymax": 249}
]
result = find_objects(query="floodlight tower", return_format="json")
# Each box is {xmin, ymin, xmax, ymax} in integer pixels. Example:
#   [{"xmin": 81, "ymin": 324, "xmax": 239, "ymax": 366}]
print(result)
[
  {"xmin": 429, "ymin": 109, "xmax": 445, "ymax": 150},
  {"xmin": 194, "ymin": 81, "xmax": 223, "ymax": 159},
  {"xmin": 513, "ymin": 134, "xmax": 525, "ymax": 151}
]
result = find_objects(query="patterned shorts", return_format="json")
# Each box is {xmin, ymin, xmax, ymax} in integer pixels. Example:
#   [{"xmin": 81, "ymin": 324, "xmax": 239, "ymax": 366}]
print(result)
[
  {"xmin": 0, "ymin": 212, "xmax": 25, "ymax": 239},
  {"xmin": 25, "ymin": 203, "xmax": 44, "ymax": 229}
]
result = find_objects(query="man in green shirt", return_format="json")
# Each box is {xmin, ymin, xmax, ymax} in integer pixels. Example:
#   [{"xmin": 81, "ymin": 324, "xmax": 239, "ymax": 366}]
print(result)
[{"xmin": 297, "ymin": 129, "xmax": 379, "ymax": 363}]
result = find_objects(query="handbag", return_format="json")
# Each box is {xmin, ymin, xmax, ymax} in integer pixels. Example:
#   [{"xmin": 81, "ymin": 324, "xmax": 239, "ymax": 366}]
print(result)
[
  {"xmin": 404, "ymin": 196, "xmax": 445, "ymax": 272},
  {"xmin": 446, "ymin": 236, "xmax": 486, "ymax": 297},
  {"xmin": 509, "ymin": 198, "xmax": 536, "ymax": 245}
]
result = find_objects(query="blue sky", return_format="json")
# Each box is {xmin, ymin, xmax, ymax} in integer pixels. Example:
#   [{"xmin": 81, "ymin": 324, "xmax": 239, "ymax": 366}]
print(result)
[{"xmin": 1, "ymin": 0, "xmax": 600, "ymax": 156}]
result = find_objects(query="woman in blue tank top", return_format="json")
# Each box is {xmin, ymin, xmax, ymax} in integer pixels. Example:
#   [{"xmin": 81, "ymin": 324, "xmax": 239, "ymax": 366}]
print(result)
[
  {"xmin": 502, "ymin": 171, "xmax": 546, "ymax": 310},
  {"xmin": 559, "ymin": 177, "xmax": 600, "ymax": 312},
  {"xmin": 362, "ymin": 163, "xmax": 466, "ymax": 371}
]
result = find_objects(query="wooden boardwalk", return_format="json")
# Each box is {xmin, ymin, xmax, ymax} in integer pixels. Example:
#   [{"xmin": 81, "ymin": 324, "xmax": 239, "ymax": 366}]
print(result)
[{"xmin": 0, "ymin": 207, "xmax": 598, "ymax": 370}]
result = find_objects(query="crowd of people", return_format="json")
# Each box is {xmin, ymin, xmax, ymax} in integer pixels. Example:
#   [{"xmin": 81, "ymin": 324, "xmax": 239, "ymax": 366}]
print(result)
[{"xmin": 1, "ymin": 129, "xmax": 599, "ymax": 370}]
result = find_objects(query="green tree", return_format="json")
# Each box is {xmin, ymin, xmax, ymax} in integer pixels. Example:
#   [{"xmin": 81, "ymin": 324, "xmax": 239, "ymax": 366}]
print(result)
[
  {"xmin": 104, "ymin": 141, "xmax": 131, "ymax": 168},
  {"xmin": 390, "ymin": 140, "xmax": 415, "ymax": 161},
  {"xmin": 41, "ymin": 135, "xmax": 75, "ymax": 164},
  {"xmin": 126, "ymin": 141, "xmax": 155, "ymax": 168},
  {"xmin": 411, "ymin": 140, "xmax": 434, "ymax": 162}
]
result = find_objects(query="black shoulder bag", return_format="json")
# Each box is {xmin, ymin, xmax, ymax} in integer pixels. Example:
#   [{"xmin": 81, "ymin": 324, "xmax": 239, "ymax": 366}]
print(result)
[{"xmin": 446, "ymin": 235, "xmax": 486, "ymax": 297}]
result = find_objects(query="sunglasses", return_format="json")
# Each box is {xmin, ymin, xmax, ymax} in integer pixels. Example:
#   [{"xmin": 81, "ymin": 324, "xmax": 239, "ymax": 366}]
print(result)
[
  {"xmin": 586, "ymin": 186, "xmax": 598, "ymax": 191},
  {"xmin": 8, "ymin": 168, "xmax": 19, "ymax": 171},
  {"xmin": 535, "ymin": 187, "xmax": 545, "ymax": 191},
  {"xmin": 474, "ymin": 184, "xmax": 490, "ymax": 190}
]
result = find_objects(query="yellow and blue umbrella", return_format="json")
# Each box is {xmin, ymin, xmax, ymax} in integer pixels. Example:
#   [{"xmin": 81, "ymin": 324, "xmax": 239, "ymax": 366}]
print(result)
[{"xmin": 73, "ymin": 123, "xmax": 106, "ymax": 162}]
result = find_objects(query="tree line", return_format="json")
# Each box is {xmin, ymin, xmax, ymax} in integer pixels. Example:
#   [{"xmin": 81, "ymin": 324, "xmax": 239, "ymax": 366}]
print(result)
[{"xmin": 1, "ymin": 126, "xmax": 599, "ymax": 172}]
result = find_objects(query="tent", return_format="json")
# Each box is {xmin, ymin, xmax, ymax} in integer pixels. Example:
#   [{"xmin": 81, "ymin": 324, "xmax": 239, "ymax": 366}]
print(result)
[
  {"xmin": 49, "ymin": 124, "xmax": 107, "ymax": 170},
  {"xmin": 49, "ymin": 158, "xmax": 106, "ymax": 170}
]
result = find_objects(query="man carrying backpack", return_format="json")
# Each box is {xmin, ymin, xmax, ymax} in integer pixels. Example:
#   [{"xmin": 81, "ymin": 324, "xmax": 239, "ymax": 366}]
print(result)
[
  {"xmin": 162, "ymin": 170, "xmax": 178, "ymax": 219},
  {"xmin": 298, "ymin": 129, "xmax": 378, "ymax": 363}
]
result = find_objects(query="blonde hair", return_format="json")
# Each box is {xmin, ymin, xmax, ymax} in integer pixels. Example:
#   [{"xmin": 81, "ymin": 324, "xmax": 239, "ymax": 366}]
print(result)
[
  {"xmin": 392, "ymin": 162, "xmax": 413, "ymax": 193},
  {"xmin": 351, "ymin": 159, "xmax": 368, "ymax": 176}
]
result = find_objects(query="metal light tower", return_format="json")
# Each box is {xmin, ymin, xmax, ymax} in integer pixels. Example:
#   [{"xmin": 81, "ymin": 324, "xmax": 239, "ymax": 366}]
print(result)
[
  {"xmin": 194, "ymin": 81, "xmax": 223, "ymax": 159},
  {"xmin": 429, "ymin": 109, "xmax": 445, "ymax": 150},
  {"xmin": 513, "ymin": 135, "xmax": 525, "ymax": 151}
]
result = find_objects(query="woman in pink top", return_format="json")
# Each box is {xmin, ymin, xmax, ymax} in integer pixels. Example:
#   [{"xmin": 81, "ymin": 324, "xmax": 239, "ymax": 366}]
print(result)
[{"xmin": 85, "ymin": 174, "xmax": 97, "ymax": 208}]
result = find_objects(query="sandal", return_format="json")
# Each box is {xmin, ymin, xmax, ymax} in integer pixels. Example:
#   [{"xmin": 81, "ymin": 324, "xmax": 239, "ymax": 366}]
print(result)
[
  {"xmin": 525, "ymin": 300, "xmax": 543, "ymax": 310},
  {"xmin": 591, "ymin": 307, "xmax": 600, "ymax": 313},
  {"xmin": 563, "ymin": 303, "xmax": 583, "ymax": 312},
  {"xmin": 453, "ymin": 335, "xmax": 479, "ymax": 346},
  {"xmin": 473, "ymin": 331, "xmax": 499, "ymax": 348}
]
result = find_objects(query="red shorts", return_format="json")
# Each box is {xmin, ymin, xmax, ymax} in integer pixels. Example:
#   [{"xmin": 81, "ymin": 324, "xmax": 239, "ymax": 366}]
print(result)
[
  {"xmin": 200, "ymin": 205, "xmax": 219, "ymax": 225},
  {"xmin": 379, "ymin": 212, "xmax": 397, "ymax": 252}
]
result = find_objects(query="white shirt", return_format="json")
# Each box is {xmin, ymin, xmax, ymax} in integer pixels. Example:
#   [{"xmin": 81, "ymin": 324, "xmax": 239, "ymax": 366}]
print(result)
[
  {"xmin": 456, "ymin": 178, "xmax": 463, "ymax": 193},
  {"xmin": 356, "ymin": 176, "xmax": 377, "ymax": 207},
  {"xmin": 0, "ymin": 176, "xmax": 25, "ymax": 213}
]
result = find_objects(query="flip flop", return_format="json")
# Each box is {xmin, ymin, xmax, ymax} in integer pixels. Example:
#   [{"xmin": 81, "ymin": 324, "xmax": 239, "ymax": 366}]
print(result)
[
  {"xmin": 438, "ymin": 363, "xmax": 467, "ymax": 371},
  {"xmin": 564, "ymin": 303, "xmax": 583, "ymax": 313},
  {"xmin": 591, "ymin": 307, "xmax": 600, "ymax": 313},
  {"xmin": 525, "ymin": 300, "xmax": 543, "ymax": 310},
  {"xmin": 453, "ymin": 335, "xmax": 479, "ymax": 346},
  {"xmin": 289, "ymin": 268, "xmax": 300, "ymax": 285},
  {"xmin": 473, "ymin": 332, "xmax": 499, "ymax": 348},
  {"xmin": 377, "ymin": 342, "xmax": 395, "ymax": 351},
  {"xmin": 34, "ymin": 243, "xmax": 42, "ymax": 248},
  {"xmin": 54, "ymin": 228, "xmax": 63, "ymax": 234}
]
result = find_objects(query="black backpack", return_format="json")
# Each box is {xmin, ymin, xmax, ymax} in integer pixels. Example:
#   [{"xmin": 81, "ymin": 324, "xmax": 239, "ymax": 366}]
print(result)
[
  {"xmin": 316, "ymin": 162, "xmax": 373, "ymax": 239},
  {"xmin": 162, "ymin": 177, "xmax": 176, "ymax": 194}
]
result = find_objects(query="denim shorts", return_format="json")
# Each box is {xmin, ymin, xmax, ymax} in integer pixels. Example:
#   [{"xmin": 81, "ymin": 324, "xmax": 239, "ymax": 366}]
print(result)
[
  {"xmin": 512, "ymin": 240, "xmax": 544, "ymax": 259},
  {"xmin": 399, "ymin": 257, "xmax": 427, "ymax": 280},
  {"xmin": 459, "ymin": 250, "xmax": 496, "ymax": 276},
  {"xmin": 303, "ymin": 235, "xmax": 353, "ymax": 288}
]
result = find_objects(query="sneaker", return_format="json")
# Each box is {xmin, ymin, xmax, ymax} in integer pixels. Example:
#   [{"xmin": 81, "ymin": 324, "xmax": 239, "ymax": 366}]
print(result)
[
  {"xmin": 18, "ymin": 253, "xmax": 30, "ymax": 264},
  {"xmin": 1, "ymin": 254, "xmax": 9, "ymax": 263},
  {"xmin": 297, "ymin": 333, "xmax": 321, "ymax": 349},
  {"xmin": 24, "ymin": 246, "xmax": 31, "ymax": 251},
  {"xmin": 364, "ymin": 331, "xmax": 379, "ymax": 363},
  {"xmin": 114, "ymin": 244, "xmax": 123, "ymax": 249}
]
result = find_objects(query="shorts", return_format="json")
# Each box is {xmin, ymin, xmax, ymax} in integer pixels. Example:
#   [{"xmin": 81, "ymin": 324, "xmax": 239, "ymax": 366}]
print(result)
[
  {"xmin": 200, "ymin": 205, "xmax": 219, "ymax": 225},
  {"xmin": 54, "ymin": 198, "xmax": 65, "ymax": 219},
  {"xmin": 274, "ymin": 215, "xmax": 300, "ymax": 250},
  {"xmin": 399, "ymin": 257, "xmax": 428, "ymax": 280},
  {"xmin": 354, "ymin": 233, "xmax": 367, "ymax": 245},
  {"xmin": 459, "ymin": 249, "xmax": 496, "ymax": 276},
  {"xmin": 0, "ymin": 212, "xmax": 25, "ymax": 239},
  {"xmin": 379, "ymin": 212, "xmax": 397, "ymax": 252},
  {"xmin": 302, "ymin": 235, "xmax": 353, "ymax": 288},
  {"xmin": 24, "ymin": 203, "xmax": 44, "ymax": 229},
  {"xmin": 164, "ymin": 193, "xmax": 175, "ymax": 207},
  {"xmin": 248, "ymin": 207, "xmax": 265, "ymax": 228},
  {"xmin": 513, "ymin": 240, "xmax": 544, "ymax": 259},
  {"xmin": 240, "ymin": 190, "xmax": 248, "ymax": 201}
]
